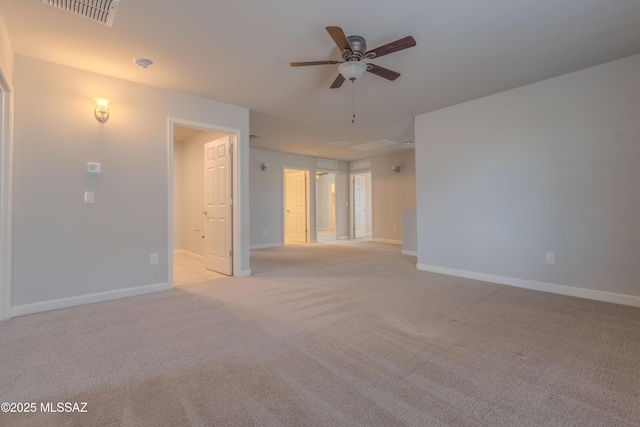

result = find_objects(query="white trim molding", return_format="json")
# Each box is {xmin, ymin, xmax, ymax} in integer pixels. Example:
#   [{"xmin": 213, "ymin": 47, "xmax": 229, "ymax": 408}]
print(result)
[
  {"xmin": 401, "ymin": 250, "xmax": 418, "ymax": 256},
  {"xmin": 372, "ymin": 238, "xmax": 402, "ymax": 245},
  {"xmin": 172, "ymin": 250, "xmax": 204, "ymax": 262},
  {"xmin": 11, "ymin": 282, "xmax": 173, "ymax": 318},
  {"xmin": 417, "ymin": 264, "xmax": 640, "ymax": 308},
  {"xmin": 250, "ymin": 243, "xmax": 283, "ymax": 250}
]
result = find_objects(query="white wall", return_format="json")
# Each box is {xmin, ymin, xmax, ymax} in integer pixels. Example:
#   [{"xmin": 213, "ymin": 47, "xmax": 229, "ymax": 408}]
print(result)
[
  {"xmin": 249, "ymin": 147, "xmax": 416, "ymax": 247},
  {"xmin": 415, "ymin": 53, "xmax": 640, "ymax": 306},
  {"xmin": 371, "ymin": 149, "xmax": 416, "ymax": 243},
  {"xmin": 402, "ymin": 210, "xmax": 417, "ymax": 255},
  {"xmin": 0, "ymin": 13, "xmax": 13, "ymax": 85},
  {"xmin": 11, "ymin": 56, "xmax": 249, "ymax": 314},
  {"xmin": 250, "ymin": 148, "xmax": 349, "ymax": 248},
  {"xmin": 0, "ymin": 13, "xmax": 13, "ymax": 320}
]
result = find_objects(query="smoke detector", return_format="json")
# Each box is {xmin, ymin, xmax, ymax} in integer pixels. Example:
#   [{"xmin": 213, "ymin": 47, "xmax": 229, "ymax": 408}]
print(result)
[
  {"xmin": 133, "ymin": 58, "xmax": 153, "ymax": 69},
  {"xmin": 42, "ymin": 0, "xmax": 121, "ymax": 27}
]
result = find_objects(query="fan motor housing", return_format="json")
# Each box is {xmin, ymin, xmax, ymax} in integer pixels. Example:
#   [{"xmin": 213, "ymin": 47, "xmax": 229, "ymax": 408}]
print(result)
[{"xmin": 344, "ymin": 35, "xmax": 367, "ymax": 60}]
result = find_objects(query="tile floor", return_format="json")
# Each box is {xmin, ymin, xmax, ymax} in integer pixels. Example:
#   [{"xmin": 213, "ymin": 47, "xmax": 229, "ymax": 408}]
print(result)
[{"xmin": 173, "ymin": 253, "xmax": 227, "ymax": 286}]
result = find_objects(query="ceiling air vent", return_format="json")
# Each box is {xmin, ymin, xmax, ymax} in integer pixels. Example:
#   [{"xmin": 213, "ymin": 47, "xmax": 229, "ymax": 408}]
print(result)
[{"xmin": 42, "ymin": 0, "xmax": 121, "ymax": 27}]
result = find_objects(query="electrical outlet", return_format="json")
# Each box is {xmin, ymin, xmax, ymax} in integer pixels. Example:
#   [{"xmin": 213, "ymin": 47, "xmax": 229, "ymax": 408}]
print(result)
[
  {"xmin": 262, "ymin": 229, "xmax": 266, "ymax": 236},
  {"xmin": 546, "ymin": 252, "xmax": 555, "ymax": 264},
  {"xmin": 393, "ymin": 226, "xmax": 397, "ymax": 232},
  {"xmin": 150, "ymin": 253, "xmax": 158, "ymax": 265}
]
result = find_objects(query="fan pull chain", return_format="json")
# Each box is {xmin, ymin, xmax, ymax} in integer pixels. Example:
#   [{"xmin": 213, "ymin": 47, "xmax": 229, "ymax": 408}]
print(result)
[{"xmin": 352, "ymin": 81, "xmax": 356, "ymax": 124}]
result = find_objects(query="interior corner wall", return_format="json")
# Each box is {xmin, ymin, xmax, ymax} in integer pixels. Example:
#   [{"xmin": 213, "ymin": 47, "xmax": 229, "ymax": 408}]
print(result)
[
  {"xmin": 415, "ymin": 53, "xmax": 640, "ymax": 302},
  {"xmin": 249, "ymin": 148, "xmax": 349, "ymax": 247},
  {"xmin": 371, "ymin": 149, "xmax": 416, "ymax": 242},
  {"xmin": 11, "ymin": 55, "xmax": 249, "ymax": 312},
  {"xmin": 0, "ymin": 13, "xmax": 13, "ymax": 85},
  {"xmin": 0, "ymin": 12, "xmax": 13, "ymax": 321}
]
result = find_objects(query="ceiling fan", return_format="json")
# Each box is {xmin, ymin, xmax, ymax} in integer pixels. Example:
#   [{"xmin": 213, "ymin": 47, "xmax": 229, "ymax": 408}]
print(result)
[{"xmin": 291, "ymin": 26, "xmax": 416, "ymax": 88}]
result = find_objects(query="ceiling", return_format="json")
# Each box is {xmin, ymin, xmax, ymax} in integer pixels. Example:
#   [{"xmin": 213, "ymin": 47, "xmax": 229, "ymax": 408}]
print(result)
[{"xmin": 2, "ymin": 0, "xmax": 640, "ymax": 161}]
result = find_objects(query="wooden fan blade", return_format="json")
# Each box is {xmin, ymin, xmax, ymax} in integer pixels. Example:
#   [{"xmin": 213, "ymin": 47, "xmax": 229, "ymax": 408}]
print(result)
[
  {"xmin": 366, "ymin": 36, "xmax": 416, "ymax": 59},
  {"xmin": 330, "ymin": 74, "xmax": 345, "ymax": 89},
  {"xmin": 326, "ymin": 26, "xmax": 351, "ymax": 52},
  {"xmin": 366, "ymin": 63, "xmax": 400, "ymax": 81},
  {"xmin": 290, "ymin": 60, "xmax": 340, "ymax": 67}
]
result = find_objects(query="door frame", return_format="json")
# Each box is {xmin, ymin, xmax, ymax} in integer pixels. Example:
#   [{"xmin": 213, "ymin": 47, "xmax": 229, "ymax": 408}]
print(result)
[
  {"xmin": 168, "ymin": 118, "xmax": 241, "ymax": 285},
  {"xmin": 349, "ymin": 171, "xmax": 373, "ymax": 240},
  {"xmin": 283, "ymin": 168, "xmax": 310, "ymax": 244},
  {"xmin": 0, "ymin": 70, "xmax": 12, "ymax": 321}
]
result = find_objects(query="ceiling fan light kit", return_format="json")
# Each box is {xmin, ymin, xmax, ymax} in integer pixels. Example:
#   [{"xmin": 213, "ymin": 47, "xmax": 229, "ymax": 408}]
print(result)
[{"xmin": 338, "ymin": 61, "xmax": 367, "ymax": 81}]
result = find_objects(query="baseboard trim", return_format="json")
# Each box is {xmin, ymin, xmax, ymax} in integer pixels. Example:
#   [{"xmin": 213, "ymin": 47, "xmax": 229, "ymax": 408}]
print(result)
[
  {"xmin": 416, "ymin": 264, "xmax": 640, "ymax": 308},
  {"xmin": 236, "ymin": 269, "xmax": 252, "ymax": 277},
  {"xmin": 174, "ymin": 250, "xmax": 204, "ymax": 261},
  {"xmin": 372, "ymin": 238, "xmax": 402, "ymax": 245},
  {"xmin": 250, "ymin": 243, "xmax": 283, "ymax": 250},
  {"xmin": 401, "ymin": 250, "xmax": 418, "ymax": 256},
  {"xmin": 182, "ymin": 251, "xmax": 204, "ymax": 261},
  {"xmin": 11, "ymin": 282, "xmax": 172, "ymax": 318}
]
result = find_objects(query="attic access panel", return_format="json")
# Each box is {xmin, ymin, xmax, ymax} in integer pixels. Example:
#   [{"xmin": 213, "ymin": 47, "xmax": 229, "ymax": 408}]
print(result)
[{"xmin": 42, "ymin": 0, "xmax": 120, "ymax": 27}]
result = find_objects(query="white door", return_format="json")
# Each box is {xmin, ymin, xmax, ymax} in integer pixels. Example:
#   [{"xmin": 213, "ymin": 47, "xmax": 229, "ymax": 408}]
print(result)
[
  {"xmin": 354, "ymin": 174, "xmax": 366, "ymax": 238},
  {"xmin": 203, "ymin": 136, "xmax": 232, "ymax": 275},
  {"xmin": 285, "ymin": 170, "xmax": 307, "ymax": 243}
]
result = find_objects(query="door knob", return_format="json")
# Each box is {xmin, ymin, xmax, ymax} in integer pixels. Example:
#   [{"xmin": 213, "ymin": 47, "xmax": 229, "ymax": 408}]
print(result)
[{"xmin": 202, "ymin": 211, "xmax": 207, "ymax": 215}]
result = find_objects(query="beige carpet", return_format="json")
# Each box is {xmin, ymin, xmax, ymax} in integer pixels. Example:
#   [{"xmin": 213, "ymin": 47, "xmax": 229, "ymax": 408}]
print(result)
[{"xmin": 1, "ymin": 242, "xmax": 639, "ymax": 426}]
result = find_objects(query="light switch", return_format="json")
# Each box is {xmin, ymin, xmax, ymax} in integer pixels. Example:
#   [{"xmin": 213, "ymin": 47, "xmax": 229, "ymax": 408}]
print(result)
[{"xmin": 84, "ymin": 191, "xmax": 94, "ymax": 204}]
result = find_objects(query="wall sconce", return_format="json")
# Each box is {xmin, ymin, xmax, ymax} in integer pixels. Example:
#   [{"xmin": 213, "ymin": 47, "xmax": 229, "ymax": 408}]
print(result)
[
  {"xmin": 94, "ymin": 97, "xmax": 110, "ymax": 123},
  {"xmin": 260, "ymin": 162, "xmax": 268, "ymax": 172},
  {"xmin": 391, "ymin": 165, "xmax": 400, "ymax": 174}
]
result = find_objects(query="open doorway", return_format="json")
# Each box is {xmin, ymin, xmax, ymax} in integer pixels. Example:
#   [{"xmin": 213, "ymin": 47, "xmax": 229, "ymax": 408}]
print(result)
[
  {"xmin": 284, "ymin": 168, "xmax": 310, "ymax": 244},
  {"xmin": 172, "ymin": 124, "xmax": 235, "ymax": 286},
  {"xmin": 350, "ymin": 171, "xmax": 372, "ymax": 240},
  {"xmin": 315, "ymin": 171, "xmax": 337, "ymax": 242}
]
